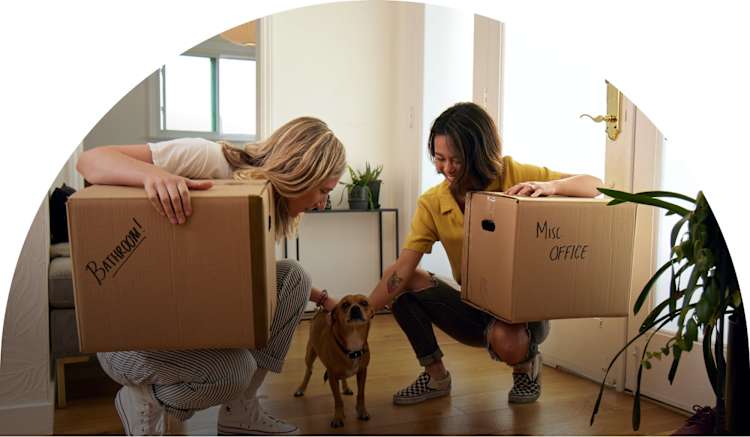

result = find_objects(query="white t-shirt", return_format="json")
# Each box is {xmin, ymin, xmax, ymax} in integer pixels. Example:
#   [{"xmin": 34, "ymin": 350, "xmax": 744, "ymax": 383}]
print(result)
[{"xmin": 148, "ymin": 138, "xmax": 234, "ymax": 179}]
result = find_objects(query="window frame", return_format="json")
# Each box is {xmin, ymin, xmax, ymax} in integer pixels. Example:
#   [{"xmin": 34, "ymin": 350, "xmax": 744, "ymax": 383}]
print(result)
[{"xmin": 147, "ymin": 34, "xmax": 259, "ymax": 143}]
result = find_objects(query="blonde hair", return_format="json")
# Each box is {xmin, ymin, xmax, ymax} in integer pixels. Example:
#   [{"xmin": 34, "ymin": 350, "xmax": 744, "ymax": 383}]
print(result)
[{"xmin": 221, "ymin": 117, "xmax": 347, "ymax": 239}]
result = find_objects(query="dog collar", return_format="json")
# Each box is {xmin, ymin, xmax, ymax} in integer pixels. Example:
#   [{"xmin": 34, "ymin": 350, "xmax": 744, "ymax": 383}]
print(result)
[{"xmin": 332, "ymin": 328, "xmax": 368, "ymax": 360}]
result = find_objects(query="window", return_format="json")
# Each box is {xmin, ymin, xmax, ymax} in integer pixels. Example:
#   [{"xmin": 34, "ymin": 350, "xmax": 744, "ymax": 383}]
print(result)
[{"xmin": 150, "ymin": 34, "xmax": 258, "ymax": 141}]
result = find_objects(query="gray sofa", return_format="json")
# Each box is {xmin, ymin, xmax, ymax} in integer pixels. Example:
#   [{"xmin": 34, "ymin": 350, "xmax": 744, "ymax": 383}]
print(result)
[{"xmin": 49, "ymin": 242, "xmax": 92, "ymax": 407}]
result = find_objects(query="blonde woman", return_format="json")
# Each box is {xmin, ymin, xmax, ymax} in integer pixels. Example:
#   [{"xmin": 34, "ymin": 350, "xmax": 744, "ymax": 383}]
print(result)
[{"xmin": 77, "ymin": 117, "xmax": 345, "ymax": 436}]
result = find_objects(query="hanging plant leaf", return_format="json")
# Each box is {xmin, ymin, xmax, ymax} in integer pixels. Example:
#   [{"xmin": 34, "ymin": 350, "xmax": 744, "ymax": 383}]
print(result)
[
  {"xmin": 671, "ymin": 215, "xmax": 689, "ymax": 250},
  {"xmin": 593, "ymin": 188, "xmax": 740, "ymax": 431},
  {"xmin": 677, "ymin": 268, "xmax": 702, "ymax": 329},
  {"xmin": 640, "ymin": 298, "xmax": 672, "ymax": 333},
  {"xmin": 604, "ymin": 190, "xmax": 696, "ymax": 206},
  {"xmin": 668, "ymin": 347, "xmax": 683, "ymax": 384},
  {"xmin": 591, "ymin": 312, "xmax": 676, "ymax": 427},
  {"xmin": 634, "ymin": 259, "xmax": 677, "ymax": 314},
  {"xmin": 702, "ymin": 324, "xmax": 720, "ymax": 397},
  {"xmin": 598, "ymin": 188, "xmax": 691, "ymax": 216}
]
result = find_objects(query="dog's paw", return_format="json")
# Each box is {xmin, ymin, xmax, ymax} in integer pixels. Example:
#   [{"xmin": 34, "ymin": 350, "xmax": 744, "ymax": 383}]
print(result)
[
  {"xmin": 343, "ymin": 388, "xmax": 354, "ymax": 396},
  {"xmin": 330, "ymin": 418, "xmax": 344, "ymax": 428},
  {"xmin": 293, "ymin": 389, "xmax": 305, "ymax": 397},
  {"xmin": 357, "ymin": 411, "xmax": 370, "ymax": 421}
]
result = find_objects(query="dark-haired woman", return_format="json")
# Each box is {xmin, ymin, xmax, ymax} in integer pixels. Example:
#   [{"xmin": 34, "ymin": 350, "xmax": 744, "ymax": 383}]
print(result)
[{"xmin": 367, "ymin": 102, "xmax": 602, "ymax": 405}]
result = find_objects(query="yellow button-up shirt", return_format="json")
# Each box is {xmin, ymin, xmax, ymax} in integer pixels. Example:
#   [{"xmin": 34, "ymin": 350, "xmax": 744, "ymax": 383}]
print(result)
[{"xmin": 403, "ymin": 155, "xmax": 563, "ymax": 284}]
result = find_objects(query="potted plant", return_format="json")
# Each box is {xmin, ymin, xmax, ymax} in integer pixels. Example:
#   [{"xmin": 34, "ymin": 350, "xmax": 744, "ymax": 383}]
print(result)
[
  {"xmin": 339, "ymin": 163, "xmax": 383, "ymax": 210},
  {"xmin": 363, "ymin": 162, "xmax": 383, "ymax": 209},
  {"xmin": 589, "ymin": 188, "xmax": 745, "ymax": 434}
]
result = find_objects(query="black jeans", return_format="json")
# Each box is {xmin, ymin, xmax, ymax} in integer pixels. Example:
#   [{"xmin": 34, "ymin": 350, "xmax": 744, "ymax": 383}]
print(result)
[{"xmin": 391, "ymin": 275, "xmax": 550, "ymax": 367}]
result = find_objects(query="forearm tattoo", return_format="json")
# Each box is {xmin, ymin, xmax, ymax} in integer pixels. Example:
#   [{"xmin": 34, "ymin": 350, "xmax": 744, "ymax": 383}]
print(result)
[{"xmin": 387, "ymin": 272, "xmax": 403, "ymax": 295}]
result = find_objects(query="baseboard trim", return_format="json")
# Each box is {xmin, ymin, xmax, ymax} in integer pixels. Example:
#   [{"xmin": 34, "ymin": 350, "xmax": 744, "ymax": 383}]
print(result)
[{"xmin": 0, "ymin": 400, "xmax": 54, "ymax": 435}]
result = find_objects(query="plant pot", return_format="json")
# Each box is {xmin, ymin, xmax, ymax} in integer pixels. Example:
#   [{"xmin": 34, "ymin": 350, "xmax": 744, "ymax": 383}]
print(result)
[
  {"xmin": 725, "ymin": 306, "xmax": 750, "ymax": 435},
  {"xmin": 367, "ymin": 180, "xmax": 381, "ymax": 209},
  {"xmin": 348, "ymin": 185, "xmax": 369, "ymax": 210}
]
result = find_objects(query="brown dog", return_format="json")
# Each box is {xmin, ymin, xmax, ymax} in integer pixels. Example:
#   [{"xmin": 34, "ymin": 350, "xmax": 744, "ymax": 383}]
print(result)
[{"xmin": 294, "ymin": 294, "xmax": 374, "ymax": 428}]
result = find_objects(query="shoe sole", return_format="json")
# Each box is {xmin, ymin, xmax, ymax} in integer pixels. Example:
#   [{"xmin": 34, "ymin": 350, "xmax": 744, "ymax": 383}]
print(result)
[
  {"xmin": 115, "ymin": 390, "xmax": 133, "ymax": 436},
  {"xmin": 508, "ymin": 392, "xmax": 541, "ymax": 404},
  {"xmin": 393, "ymin": 389, "xmax": 450, "ymax": 405},
  {"xmin": 217, "ymin": 424, "xmax": 300, "ymax": 435}
]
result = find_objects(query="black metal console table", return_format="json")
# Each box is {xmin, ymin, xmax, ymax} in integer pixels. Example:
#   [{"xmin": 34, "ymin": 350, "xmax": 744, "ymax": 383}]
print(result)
[{"xmin": 284, "ymin": 208, "xmax": 399, "ymax": 277}]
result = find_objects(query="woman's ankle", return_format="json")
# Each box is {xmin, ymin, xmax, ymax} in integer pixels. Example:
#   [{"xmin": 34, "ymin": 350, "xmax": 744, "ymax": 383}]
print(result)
[{"xmin": 426, "ymin": 362, "xmax": 448, "ymax": 379}]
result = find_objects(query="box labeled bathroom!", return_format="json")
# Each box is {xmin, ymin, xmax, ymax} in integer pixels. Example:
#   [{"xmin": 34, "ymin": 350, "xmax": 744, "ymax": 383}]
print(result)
[
  {"xmin": 67, "ymin": 180, "xmax": 277, "ymax": 352},
  {"xmin": 461, "ymin": 192, "xmax": 637, "ymax": 323}
]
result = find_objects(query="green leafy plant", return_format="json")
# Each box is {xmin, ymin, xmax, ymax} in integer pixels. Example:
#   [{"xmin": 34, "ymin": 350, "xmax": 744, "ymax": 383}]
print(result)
[
  {"xmin": 339, "ymin": 162, "xmax": 383, "ymax": 209},
  {"xmin": 590, "ymin": 188, "xmax": 742, "ymax": 431}
]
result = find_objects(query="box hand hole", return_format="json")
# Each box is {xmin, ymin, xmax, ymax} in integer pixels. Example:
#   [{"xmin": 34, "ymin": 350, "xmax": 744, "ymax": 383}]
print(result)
[{"xmin": 481, "ymin": 219, "xmax": 496, "ymax": 232}]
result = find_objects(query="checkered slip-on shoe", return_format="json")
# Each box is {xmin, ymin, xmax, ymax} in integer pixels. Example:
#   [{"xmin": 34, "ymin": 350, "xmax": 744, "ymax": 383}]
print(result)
[
  {"xmin": 508, "ymin": 354, "xmax": 542, "ymax": 404},
  {"xmin": 393, "ymin": 371, "xmax": 451, "ymax": 405}
]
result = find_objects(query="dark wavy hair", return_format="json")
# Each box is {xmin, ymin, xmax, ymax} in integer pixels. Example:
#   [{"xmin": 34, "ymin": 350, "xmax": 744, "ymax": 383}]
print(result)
[{"xmin": 428, "ymin": 102, "xmax": 504, "ymax": 197}]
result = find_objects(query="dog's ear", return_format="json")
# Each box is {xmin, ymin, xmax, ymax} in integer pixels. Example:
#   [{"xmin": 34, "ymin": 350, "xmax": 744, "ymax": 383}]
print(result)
[{"xmin": 330, "ymin": 304, "xmax": 337, "ymax": 324}]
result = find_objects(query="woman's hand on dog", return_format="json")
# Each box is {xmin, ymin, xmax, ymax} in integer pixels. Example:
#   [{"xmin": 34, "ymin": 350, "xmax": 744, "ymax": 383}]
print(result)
[{"xmin": 323, "ymin": 296, "xmax": 338, "ymax": 312}]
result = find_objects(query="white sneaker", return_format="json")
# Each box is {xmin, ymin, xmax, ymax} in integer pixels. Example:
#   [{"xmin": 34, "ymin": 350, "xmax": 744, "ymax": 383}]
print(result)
[
  {"xmin": 115, "ymin": 384, "xmax": 165, "ymax": 436},
  {"xmin": 217, "ymin": 396, "xmax": 298, "ymax": 435},
  {"xmin": 217, "ymin": 369, "xmax": 298, "ymax": 435}
]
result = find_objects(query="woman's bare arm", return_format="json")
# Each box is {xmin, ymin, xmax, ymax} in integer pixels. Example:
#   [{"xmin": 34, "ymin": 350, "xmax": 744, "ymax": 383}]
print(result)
[{"xmin": 368, "ymin": 248, "xmax": 424, "ymax": 311}]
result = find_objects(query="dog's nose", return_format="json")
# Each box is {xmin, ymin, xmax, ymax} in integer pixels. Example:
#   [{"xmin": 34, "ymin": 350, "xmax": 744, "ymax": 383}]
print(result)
[{"xmin": 349, "ymin": 305, "xmax": 364, "ymax": 320}]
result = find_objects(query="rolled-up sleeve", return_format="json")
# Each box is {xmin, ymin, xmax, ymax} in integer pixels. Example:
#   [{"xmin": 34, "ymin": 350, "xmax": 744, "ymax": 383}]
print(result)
[{"xmin": 403, "ymin": 197, "xmax": 439, "ymax": 254}]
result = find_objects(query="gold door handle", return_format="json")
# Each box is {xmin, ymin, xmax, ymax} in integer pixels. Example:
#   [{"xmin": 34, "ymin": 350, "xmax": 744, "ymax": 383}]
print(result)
[
  {"xmin": 580, "ymin": 81, "xmax": 622, "ymax": 141},
  {"xmin": 579, "ymin": 113, "xmax": 617, "ymax": 123}
]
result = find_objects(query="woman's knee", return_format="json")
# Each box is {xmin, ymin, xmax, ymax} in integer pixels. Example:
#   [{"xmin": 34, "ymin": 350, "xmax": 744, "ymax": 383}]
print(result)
[
  {"xmin": 276, "ymin": 259, "xmax": 312, "ymax": 303},
  {"xmin": 215, "ymin": 349, "xmax": 257, "ymax": 398},
  {"xmin": 405, "ymin": 269, "xmax": 435, "ymax": 291},
  {"xmin": 488, "ymin": 323, "xmax": 530, "ymax": 365},
  {"xmin": 390, "ymin": 291, "xmax": 418, "ymax": 320}
]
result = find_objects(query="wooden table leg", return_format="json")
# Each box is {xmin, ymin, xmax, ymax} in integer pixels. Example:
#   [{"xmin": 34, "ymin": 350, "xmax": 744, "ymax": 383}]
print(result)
[{"xmin": 55, "ymin": 355, "xmax": 92, "ymax": 408}]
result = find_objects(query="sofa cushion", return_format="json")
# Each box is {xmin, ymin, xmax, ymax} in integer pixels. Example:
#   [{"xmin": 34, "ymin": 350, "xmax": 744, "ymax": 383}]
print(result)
[
  {"xmin": 50, "ymin": 242, "xmax": 70, "ymax": 259},
  {"xmin": 49, "ymin": 256, "xmax": 75, "ymax": 309},
  {"xmin": 50, "ymin": 308, "xmax": 81, "ymax": 358}
]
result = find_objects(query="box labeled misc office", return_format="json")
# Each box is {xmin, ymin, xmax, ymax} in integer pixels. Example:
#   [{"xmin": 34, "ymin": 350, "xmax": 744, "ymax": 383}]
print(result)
[{"xmin": 461, "ymin": 192, "xmax": 637, "ymax": 323}]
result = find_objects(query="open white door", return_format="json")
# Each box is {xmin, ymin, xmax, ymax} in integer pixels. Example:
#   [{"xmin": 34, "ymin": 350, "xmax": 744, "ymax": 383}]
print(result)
[
  {"xmin": 539, "ymin": 82, "xmax": 632, "ymax": 389},
  {"xmin": 624, "ymin": 100, "xmax": 715, "ymax": 412},
  {"xmin": 541, "ymin": 81, "xmax": 714, "ymax": 412}
]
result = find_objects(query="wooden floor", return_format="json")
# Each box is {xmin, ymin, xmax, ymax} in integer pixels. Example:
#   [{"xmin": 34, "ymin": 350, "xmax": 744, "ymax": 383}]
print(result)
[{"xmin": 54, "ymin": 314, "xmax": 688, "ymax": 435}]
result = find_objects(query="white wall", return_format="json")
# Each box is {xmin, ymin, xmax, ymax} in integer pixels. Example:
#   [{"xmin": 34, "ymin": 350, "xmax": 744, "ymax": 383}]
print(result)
[
  {"xmin": 83, "ymin": 79, "xmax": 151, "ymax": 149},
  {"xmin": 268, "ymin": 1, "xmax": 404, "ymax": 299},
  {"xmin": 0, "ymin": 202, "xmax": 53, "ymax": 435},
  {"xmin": 418, "ymin": 5, "xmax": 474, "ymax": 279},
  {"xmin": 80, "ymin": 2, "xmax": 426, "ymax": 301},
  {"xmin": 0, "ymin": 147, "xmax": 83, "ymax": 435},
  {"xmin": 501, "ymin": 26, "xmax": 604, "ymax": 178}
]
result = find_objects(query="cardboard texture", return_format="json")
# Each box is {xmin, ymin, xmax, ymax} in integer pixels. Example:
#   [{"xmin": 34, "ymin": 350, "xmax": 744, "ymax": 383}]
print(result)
[
  {"xmin": 461, "ymin": 192, "xmax": 636, "ymax": 323},
  {"xmin": 67, "ymin": 180, "xmax": 277, "ymax": 352}
]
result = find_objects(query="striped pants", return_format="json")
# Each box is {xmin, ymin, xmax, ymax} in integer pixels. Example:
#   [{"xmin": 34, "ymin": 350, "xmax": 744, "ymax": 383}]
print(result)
[{"xmin": 97, "ymin": 259, "xmax": 311, "ymax": 421}]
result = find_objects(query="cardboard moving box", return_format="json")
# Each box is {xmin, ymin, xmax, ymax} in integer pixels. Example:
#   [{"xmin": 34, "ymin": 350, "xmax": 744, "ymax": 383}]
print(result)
[
  {"xmin": 461, "ymin": 192, "xmax": 636, "ymax": 323},
  {"xmin": 67, "ymin": 180, "xmax": 276, "ymax": 352}
]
